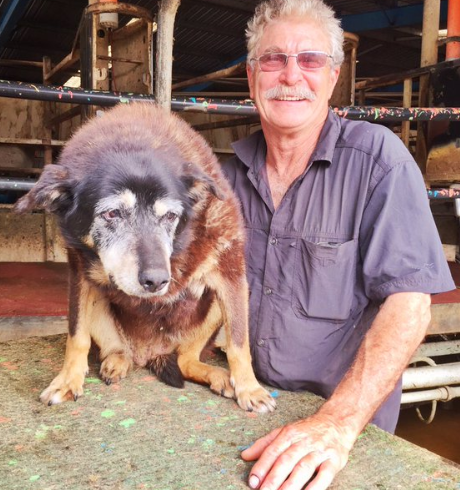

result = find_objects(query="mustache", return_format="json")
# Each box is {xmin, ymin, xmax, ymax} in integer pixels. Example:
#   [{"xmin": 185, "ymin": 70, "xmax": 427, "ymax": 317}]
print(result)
[{"xmin": 264, "ymin": 86, "xmax": 317, "ymax": 101}]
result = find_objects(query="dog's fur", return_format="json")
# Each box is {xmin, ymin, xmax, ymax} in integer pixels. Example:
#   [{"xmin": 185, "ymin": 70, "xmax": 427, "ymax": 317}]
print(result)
[{"xmin": 16, "ymin": 103, "xmax": 275, "ymax": 413}]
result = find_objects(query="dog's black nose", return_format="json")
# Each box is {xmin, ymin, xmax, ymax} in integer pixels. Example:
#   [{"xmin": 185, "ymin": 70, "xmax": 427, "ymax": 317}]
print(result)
[{"xmin": 139, "ymin": 269, "xmax": 170, "ymax": 293}]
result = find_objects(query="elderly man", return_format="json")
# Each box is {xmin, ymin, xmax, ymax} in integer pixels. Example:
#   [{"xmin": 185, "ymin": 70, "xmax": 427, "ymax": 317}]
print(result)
[{"xmin": 221, "ymin": 0, "xmax": 455, "ymax": 489}]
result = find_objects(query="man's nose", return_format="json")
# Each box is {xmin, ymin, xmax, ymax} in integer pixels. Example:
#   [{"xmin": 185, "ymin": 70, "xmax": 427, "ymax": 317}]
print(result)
[{"xmin": 279, "ymin": 56, "xmax": 303, "ymax": 84}]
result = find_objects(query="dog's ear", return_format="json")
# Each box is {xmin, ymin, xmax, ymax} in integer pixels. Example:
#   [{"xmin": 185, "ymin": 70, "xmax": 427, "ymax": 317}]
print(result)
[
  {"xmin": 182, "ymin": 164, "xmax": 225, "ymax": 202},
  {"xmin": 14, "ymin": 164, "xmax": 74, "ymax": 215}
]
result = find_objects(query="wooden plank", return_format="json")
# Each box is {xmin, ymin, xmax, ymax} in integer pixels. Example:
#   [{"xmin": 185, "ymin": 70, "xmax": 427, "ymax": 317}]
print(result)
[
  {"xmin": 401, "ymin": 78, "xmax": 412, "ymax": 148},
  {"xmin": 0, "ymin": 316, "xmax": 67, "ymax": 342},
  {"xmin": 0, "ymin": 137, "xmax": 66, "ymax": 147},
  {"xmin": 43, "ymin": 50, "xmax": 80, "ymax": 84},
  {"xmin": 0, "ymin": 334, "xmax": 460, "ymax": 489},
  {"xmin": 428, "ymin": 302, "xmax": 460, "ymax": 335},
  {"xmin": 355, "ymin": 59, "xmax": 460, "ymax": 91},
  {"xmin": 155, "ymin": 0, "xmax": 181, "ymax": 110},
  {"xmin": 172, "ymin": 62, "xmax": 246, "ymax": 91}
]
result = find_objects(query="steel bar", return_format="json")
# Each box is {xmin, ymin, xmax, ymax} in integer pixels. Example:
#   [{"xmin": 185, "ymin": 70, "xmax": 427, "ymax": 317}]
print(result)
[
  {"xmin": 401, "ymin": 385, "xmax": 460, "ymax": 404},
  {"xmin": 1, "ymin": 80, "xmax": 460, "ymax": 121},
  {"xmin": 402, "ymin": 362, "xmax": 460, "ymax": 390},
  {"xmin": 0, "ymin": 178, "xmax": 36, "ymax": 191},
  {"xmin": 427, "ymin": 188, "xmax": 460, "ymax": 199}
]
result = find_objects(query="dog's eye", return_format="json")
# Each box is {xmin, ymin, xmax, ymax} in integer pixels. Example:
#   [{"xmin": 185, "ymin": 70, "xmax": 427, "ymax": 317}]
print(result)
[
  {"xmin": 102, "ymin": 209, "xmax": 121, "ymax": 221},
  {"xmin": 164, "ymin": 211, "xmax": 178, "ymax": 222}
]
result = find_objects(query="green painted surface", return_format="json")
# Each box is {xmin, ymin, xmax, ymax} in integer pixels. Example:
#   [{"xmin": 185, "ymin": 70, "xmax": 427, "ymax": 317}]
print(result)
[{"xmin": 1, "ymin": 335, "xmax": 460, "ymax": 489}]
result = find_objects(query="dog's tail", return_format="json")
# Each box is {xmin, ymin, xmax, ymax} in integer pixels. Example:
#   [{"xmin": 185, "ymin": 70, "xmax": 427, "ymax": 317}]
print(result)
[{"xmin": 148, "ymin": 352, "xmax": 184, "ymax": 388}]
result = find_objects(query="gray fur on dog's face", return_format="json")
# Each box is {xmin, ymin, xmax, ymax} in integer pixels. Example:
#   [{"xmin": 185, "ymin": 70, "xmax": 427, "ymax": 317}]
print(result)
[{"xmin": 90, "ymin": 190, "xmax": 184, "ymax": 297}]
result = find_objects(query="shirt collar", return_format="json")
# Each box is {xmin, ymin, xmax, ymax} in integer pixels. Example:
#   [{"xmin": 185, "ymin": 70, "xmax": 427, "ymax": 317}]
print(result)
[{"xmin": 231, "ymin": 109, "xmax": 342, "ymax": 169}]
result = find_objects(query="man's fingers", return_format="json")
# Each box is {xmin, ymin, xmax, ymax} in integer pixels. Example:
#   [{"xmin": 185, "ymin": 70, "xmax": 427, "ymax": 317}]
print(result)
[
  {"xmin": 305, "ymin": 456, "xmax": 341, "ymax": 490},
  {"xmin": 241, "ymin": 427, "xmax": 283, "ymax": 461},
  {"xmin": 270, "ymin": 450, "xmax": 330, "ymax": 490}
]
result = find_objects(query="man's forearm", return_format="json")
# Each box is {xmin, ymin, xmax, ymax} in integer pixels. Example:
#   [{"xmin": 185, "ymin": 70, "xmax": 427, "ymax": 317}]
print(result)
[{"xmin": 318, "ymin": 292, "xmax": 431, "ymax": 445}]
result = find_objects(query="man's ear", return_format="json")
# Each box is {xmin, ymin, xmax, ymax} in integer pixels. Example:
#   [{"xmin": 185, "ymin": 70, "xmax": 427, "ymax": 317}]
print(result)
[
  {"xmin": 328, "ymin": 66, "xmax": 341, "ymax": 100},
  {"xmin": 247, "ymin": 62, "xmax": 255, "ymax": 100},
  {"xmin": 14, "ymin": 164, "xmax": 74, "ymax": 215}
]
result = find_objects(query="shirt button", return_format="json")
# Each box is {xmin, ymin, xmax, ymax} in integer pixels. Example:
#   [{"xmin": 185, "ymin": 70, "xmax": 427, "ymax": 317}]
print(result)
[
  {"xmin": 269, "ymin": 237, "xmax": 278, "ymax": 245},
  {"xmin": 257, "ymin": 339, "xmax": 265, "ymax": 346},
  {"xmin": 264, "ymin": 287, "xmax": 273, "ymax": 295}
]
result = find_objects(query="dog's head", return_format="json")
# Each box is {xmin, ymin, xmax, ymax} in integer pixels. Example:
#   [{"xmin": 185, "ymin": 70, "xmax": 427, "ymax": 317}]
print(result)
[{"xmin": 15, "ymin": 114, "xmax": 223, "ymax": 299}]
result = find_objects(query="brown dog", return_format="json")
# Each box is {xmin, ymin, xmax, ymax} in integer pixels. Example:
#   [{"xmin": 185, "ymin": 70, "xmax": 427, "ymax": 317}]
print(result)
[{"xmin": 16, "ymin": 103, "xmax": 275, "ymax": 413}]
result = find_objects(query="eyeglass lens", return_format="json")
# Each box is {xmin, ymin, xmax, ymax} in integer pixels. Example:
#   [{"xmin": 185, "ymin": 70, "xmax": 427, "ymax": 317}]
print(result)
[{"xmin": 258, "ymin": 52, "xmax": 330, "ymax": 71}]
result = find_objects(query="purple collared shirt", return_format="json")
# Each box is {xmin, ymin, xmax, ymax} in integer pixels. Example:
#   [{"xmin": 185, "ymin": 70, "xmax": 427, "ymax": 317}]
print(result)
[{"xmin": 222, "ymin": 110, "xmax": 455, "ymax": 432}]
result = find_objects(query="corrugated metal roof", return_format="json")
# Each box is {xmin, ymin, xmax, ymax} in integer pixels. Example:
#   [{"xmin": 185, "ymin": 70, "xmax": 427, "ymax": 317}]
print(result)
[{"xmin": 0, "ymin": 0, "xmax": 449, "ymax": 89}]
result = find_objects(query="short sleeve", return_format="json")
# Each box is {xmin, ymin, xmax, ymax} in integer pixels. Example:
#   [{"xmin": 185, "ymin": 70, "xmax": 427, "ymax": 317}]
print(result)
[{"xmin": 360, "ymin": 159, "xmax": 455, "ymax": 301}]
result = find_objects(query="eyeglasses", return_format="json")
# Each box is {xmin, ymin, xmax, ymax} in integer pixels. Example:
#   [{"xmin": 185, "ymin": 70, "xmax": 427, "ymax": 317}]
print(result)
[{"xmin": 251, "ymin": 51, "xmax": 333, "ymax": 72}]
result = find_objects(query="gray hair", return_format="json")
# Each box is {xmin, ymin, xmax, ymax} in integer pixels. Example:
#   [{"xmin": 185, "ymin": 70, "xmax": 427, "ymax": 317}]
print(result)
[{"xmin": 246, "ymin": 0, "xmax": 344, "ymax": 68}]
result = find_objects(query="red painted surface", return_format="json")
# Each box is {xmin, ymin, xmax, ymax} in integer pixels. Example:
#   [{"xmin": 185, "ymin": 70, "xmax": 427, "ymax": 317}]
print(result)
[
  {"xmin": 0, "ymin": 262, "xmax": 68, "ymax": 317},
  {"xmin": 0, "ymin": 261, "xmax": 458, "ymax": 317},
  {"xmin": 432, "ymin": 262, "xmax": 460, "ymax": 305}
]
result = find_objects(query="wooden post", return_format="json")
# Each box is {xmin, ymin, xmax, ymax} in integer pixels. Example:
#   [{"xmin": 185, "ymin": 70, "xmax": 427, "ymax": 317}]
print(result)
[
  {"xmin": 401, "ymin": 77, "xmax": 413, "ymax": 149},
  {"xmin": 42, "ymin": 56, "xmax": 54, "ymax": 166},
  {"xmin": 155, "ymin": 0, "xmax": 181, "ymax": 111},
  {"xmin": 415, "ymin": 0, "xmax": 441, "ymax": 173}
]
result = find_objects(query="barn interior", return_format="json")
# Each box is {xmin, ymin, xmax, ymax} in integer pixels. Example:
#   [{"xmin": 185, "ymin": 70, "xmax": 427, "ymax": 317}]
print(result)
[{"xmin": 1, "ymin": 0, "xmax": 460, "ymax": 484}]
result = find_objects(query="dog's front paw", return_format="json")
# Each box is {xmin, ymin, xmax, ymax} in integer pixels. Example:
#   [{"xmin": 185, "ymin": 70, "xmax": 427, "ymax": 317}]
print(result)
[
  {"xmin": 100, "ymin": 352, "xmax": 132, "ymax": 385},
  {"xmin": 234, "ymin": 382, "xmax": 276, "ymax": 413},
  {"xmin": 208, "ymin": 367, "xmax": 235, "ymax": 398},
  {"xmin": 40, "ymin": 368, "xmax": 88, "ymax": 406}
]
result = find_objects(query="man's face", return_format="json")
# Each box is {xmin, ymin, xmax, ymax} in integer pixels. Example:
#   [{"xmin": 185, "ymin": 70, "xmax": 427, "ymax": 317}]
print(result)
[{"xmin": 247, "ymin": 17, "xmax": 340, "ymax": 135}]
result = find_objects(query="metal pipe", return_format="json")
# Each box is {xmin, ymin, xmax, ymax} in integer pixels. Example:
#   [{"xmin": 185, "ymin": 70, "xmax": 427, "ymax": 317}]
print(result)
[
  {"xmin": 0, "ymin": 178, "xmax": 36, "ymax": 191},
  {"xmin": 412, "ymin": 339, "xmax": 460, "ymax": 359},
  {"xmin": 1, "ymin": 80, "xmax": 460, "ymax": 121},
  {"xmin": 401, "ymin": 385, "xmax": 460, "ymax": 404},
  {"xmin": 427, "ymin": 188, "xmax": 460, "ymax": 199},
  {"xmin": 402, "ymin": 362, "xmax": 460, "ymax": 390}
]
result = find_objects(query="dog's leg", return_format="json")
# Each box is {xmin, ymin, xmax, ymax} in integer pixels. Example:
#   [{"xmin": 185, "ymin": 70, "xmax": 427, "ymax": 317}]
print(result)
[
  {"xmin": 40, "ymin": 256, "xmax": 132, "ymax": 404},
  {"xmin": 216, "ymin": 273, "xmax": 276, "ymax": 413},
  {"xmin": 92, "ymin": 313, "xmax": 133, "ymax": 385},
  {"xmin": 40, "ymin": 265, "xmax": 95, "ymax": 405},
  {"xmin": 177, "ymin": 299, "xmax": 235, "ymax": 398}
]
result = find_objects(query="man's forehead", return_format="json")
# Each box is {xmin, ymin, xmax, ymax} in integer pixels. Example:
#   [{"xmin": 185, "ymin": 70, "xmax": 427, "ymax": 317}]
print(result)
[{"xmin": 258, "ymin": 18, "xmax": 330, "ymax": 52}]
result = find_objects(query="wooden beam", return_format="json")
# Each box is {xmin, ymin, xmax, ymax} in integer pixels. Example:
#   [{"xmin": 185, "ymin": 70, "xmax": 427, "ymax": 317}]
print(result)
[
  {"xmin": 401, "ymin": 78, "xmax": 413, "ymax": 148},
  {"xmin": 355, "ymin": 59, "xmax": 460, "ymax": 91},
  {"xmin": 43, "ymin": 50, "xmax": 80, "ymax": 83},
  {"xmin": 0, "ymin": 167, "xmax": 43, "ymax": 175},
  {"xmin": 156, "ymin": 0, "xmax": 182, "ymax": 111},
  {"xmin": 0, "ymin": 59, "xmax": 43, "ymax": 68},
  {"xmin": 0, "ymin": 137, "xmax": 66, "ymax": 147},
  {"xmin": 416, "ymin": 0, "xmax": 441, "ymax": 173},
  {"xmin": 192, "ymin": 116, "xmax": 259, "ymax": 131},
  {"xmin": 181, "ymin": 0, "xmax": 254, "ymax": 14},
  {"xmin": 171, "ymin": 62, "xmax": 246, "ymax": 90},
  {"xmin": 45, "ymin": 106, "xmax": 81, "ymax": 129}
]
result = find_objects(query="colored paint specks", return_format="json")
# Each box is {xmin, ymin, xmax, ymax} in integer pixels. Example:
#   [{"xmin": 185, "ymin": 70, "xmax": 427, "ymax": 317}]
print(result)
[
  {"xmin": 119, "ymin": 418, "xmax": 136, "ymax": 428},
  {"xmin": 101, "ymin": 409, "xmax": 115, "ymax": 418},
  {"xmin": 202, "ymin": 439, "xmax": 215, "ymax": 449}
]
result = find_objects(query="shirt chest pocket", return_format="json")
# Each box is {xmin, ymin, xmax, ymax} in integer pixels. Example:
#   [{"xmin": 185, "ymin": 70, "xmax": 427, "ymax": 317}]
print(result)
[{"xmin": 291, "ymin": 238, "xmax": 358, "ymax": 322}]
